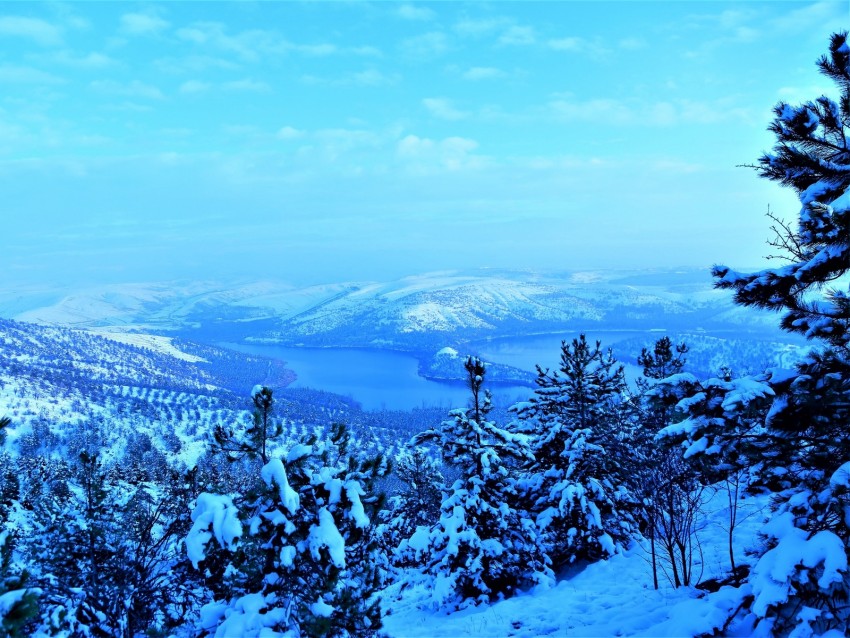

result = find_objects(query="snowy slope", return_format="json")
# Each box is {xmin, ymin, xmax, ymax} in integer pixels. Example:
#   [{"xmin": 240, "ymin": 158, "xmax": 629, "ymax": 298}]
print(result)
[
  {"xmin": 0, "ymin": 269, "xmax": 783, "ymax": 351},
  {"xmin": 382, "ymin": 488, "xmax": 771, "ymax": 637}
]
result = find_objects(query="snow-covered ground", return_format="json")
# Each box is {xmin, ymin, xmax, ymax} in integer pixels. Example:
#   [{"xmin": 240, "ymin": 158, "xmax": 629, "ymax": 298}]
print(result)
[{"xmin": 382, "ymin": 488, "xmax": 770, "ymax": 637}]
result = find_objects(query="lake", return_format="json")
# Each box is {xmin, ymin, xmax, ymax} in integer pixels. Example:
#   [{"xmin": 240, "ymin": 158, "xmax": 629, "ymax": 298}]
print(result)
[{"xmin": 220, "ymin": 343, "xmax": 534, "ymax": 412}]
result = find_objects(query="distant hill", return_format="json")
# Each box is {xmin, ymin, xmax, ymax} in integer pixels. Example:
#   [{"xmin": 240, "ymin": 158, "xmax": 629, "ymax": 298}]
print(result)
[{"xmin": 0, "ymin": 268, "xmax": 789, "ymax": 353}]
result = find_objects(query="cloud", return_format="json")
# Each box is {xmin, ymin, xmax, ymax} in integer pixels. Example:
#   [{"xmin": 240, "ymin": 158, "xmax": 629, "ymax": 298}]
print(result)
[
  {"xmin": 548, "ymin": 37, "xmax": 584, "ymax": 52},
  {"xmin": 120, "ymin": 12, "xmax": 170, "ymax": 36},
  {"xmin": 770, "ymin": 1, "xmax": 846, "ymax": 35},
  {"xmin": 548, "ymin": 36, "xmax": 611, "ymax": 57},
  {"xmin": 548, "ymin": 95, "xmax": 756, "ymax": 127},
  {"xmin": 423, "ymin": 98, "xmax": 468, "ymax": 120},
  {"xmin": 297, "ymin": 43, "xmax": 337, "ymax": 56},
  {"xmin": 352, "ymin": 69, "xmax": 399, "ymax": 86},
  {"xmin": 777, "ymin": 83, "xmax": 835, "ymax": 104},
  {"xmin": 176, "ymin": 22, "xmax": 267, "ymax": 61},
  {"xmin": 52, "ymin": 51, "xmax": 114, "ymax": 68},
  {"xmin": 397, "ymin": 134, "xmax": 482, "ymax": 171},
  {"xmin": 179, "ymin": 80, "xmax": 210, "ymax": 94},
  {"xmin": 0, "ymin": 16, "xmax": 62, "ymax": 46},
  {"xmin": 175, "ymin": 21, "xmax": 342, "ymax": 62},
  {"xmin": 499, "ymin": 25, "xmax": 535, "ymax": 46},
  {"xmin": 453, "ymin": 17, "xmax": 508, "ymax": 38},
  {"xmin": 462, "ymin": 66, "xmax": 504, "ymax": 81},
  {"xmin": 154, "ymin": 55, "xmax": 239, "ymax": 74},
  {"xmin": 397, "ymin": 4, "xmax": 435, "ymax": 21},
  {"xmin": 277, "ymin": 126, "xmax": 304, "ymax": 140},
  {"xmin": 90, "ymin": 80, "xmax": 165, "ymax": 100},
  {"xmin": 223, "ymin": 79, "xmax": 271, "ymax": 93},
  {"xmin": 351, "ymin": 45, "xmax": 382, "ymax": 57},
  {"xmin": 0, "ymin": 64, "xmax": 64, "ymax": 84},
  {"xmin": 402, "ymin": 31, "xmax": 449, "ymax": 57},
  {"xmin": 618, "ymin": 37, "xmax": 646, "ymax": 50},
  {"xmin": 549, "ymin": 97, "xmax": 634, "ymax": 125},
  {"xmin": 300, "ymin": 69, "xmax": 400, "ymax": 87}
]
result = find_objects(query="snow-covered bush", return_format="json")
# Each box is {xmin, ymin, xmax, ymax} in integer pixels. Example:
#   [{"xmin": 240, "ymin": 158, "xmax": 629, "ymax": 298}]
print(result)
[
  {"xmin": 381, "ymin": 445, "xmax": 443, "ymax": 569},
  {"xmin": 188, "ymin": 420, "xmax": 388, "ymax": 637},
  {"xmin": 511, "ymin": 336, "xmax": 637, "ymax": 570},
  {"xmin": 411, "ymin": 357, "xmax": 549, "ymax": 609}
]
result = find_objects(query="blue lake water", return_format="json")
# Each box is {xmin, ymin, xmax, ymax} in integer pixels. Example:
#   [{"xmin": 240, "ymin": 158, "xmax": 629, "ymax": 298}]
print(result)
[{"xmin": 220, "ymin": 343, "xmax": 533, "ymax": 412}]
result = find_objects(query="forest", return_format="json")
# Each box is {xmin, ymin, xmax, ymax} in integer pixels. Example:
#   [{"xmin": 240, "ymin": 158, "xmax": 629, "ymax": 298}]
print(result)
[{"xmin": 0, "ymin": 30, "xmax": 848, "ymax": 638}]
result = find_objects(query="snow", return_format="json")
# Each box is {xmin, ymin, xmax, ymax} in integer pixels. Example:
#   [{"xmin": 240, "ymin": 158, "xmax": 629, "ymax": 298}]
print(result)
[
  {"xmin": 308, "ymin": 507, "xmax": 346, "ymax": 568},
  {"xmin": 310, "ymin": 598, "xmax": 336, "ymax": 618},
  {"xmin": 751, "ymin": 513, "xmax": 848, "ymax": 616},
  {"xmin": 87, "ymin": 329, "xmax": 208, "ymax": 362},
  {"xmin": 261, "ymin": 458, "xmax": 300, "ymax": 515},
  {"xmin": 382, "ymin": 489, "xmax": 771, "ymax": 637},
  {"xmin": 186, "ymin": 493, "xmax": 243, "ymax": 568}
]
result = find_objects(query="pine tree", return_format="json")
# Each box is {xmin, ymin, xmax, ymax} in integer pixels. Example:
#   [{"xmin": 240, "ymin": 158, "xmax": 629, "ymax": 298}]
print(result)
[
  {"xmin": 512, "ymin": 336, "xmax": 636, "ymax": 569},
  {"xmin": 383, "ymin": 445, "xmax": 443, "ymax": 568},
  {"xmin": 411, "ymin": 357, "xmax": 548, "ymax": 608},
  {"xmin": 189, "ymin": 388, "xmax": 388, "ymax": 637},
  {"xmin": 667, "ymin": 32, "xmax": 850, "ymax": 635}
]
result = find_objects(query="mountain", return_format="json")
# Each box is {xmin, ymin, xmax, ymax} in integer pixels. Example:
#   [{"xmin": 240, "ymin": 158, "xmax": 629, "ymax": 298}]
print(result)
[
  {"xmin": 0, "ymin": 318, "xmax": 411, "ymax": 469},
  {"xmin": 0, "ymin": 268, "xmax": 787, "ymax": 353}
]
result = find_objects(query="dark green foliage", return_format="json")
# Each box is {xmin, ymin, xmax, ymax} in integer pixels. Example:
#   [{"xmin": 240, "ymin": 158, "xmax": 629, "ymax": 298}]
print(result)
[
  {"xmin": 213, "ymin": 385, "xmax": 282, "ymax": 464},
  {"xmin": 512, "ymin": 336, "xmax": 636, "ymax": 568},
  {"xmin": 411, "ymin": 357, "xmax": 546, "ymax": 608},
  {"xmin": 192, "ymin": 388, "xmax": 388, "ymax": 637},
  {"xmin": 669, "ymin": 32, "xmax": 850, "ymax": 635}
]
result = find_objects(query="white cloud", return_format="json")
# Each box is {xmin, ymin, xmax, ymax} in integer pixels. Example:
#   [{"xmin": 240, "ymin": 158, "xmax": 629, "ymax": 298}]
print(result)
[
  {"xmin": 770, "ymin": 1, "xmax": 846, "ymax": 35},
  {"xmin": 90, "ymin": 80, "xmax": 164, "ymax": 100},
  {"xmin": 777, "ymin": 83, "xmax": 835, "ymax": 103},
  {"xmin": 0, "ymin": 16, "xmax": 62, "ymax": 46},
  {"xmin": 351, "ymin": 45, "xmax": 382, "ymax": 57},
  {"xmin": 549, "ymin": 97, "xmax": 634, "ymax": 125},
  {"xmin": 548, "ymin": 36, "xmax": 611, "ymax": 57},
  {"xmin": 619, "ymin": 37, "xmax": 646, "ymax": 50},
  {"xmin": 277, "ymin": 126, "xmax": 304, "ymax": 140},
  {"xmin": 423, "ymin": 98, "xmax": 468, "ymax": 120},
  {"xmin": 223, "ymin": 79, "xmax": 271, "ymax": 93},
  {"xmin": 0, "ymin": 64, "xmax": 64, "ymax": 84},
  {"xmin": 453, "ymin": 17, "xmax": 507, "ymax": 38},
  {"xmin": 499, "ymin": 25, "xmax": 535, "ymax": 46},
  {"xmin": 179, "ymin": 80, "xmax": 210, "ymax": 94},
  {"xmin": 398, "ymin": 4, "xmax": 435, "ymax": 21},
  {"xmin": 548, "ymin": 95, "xmax": 755, "ymax": 127},
  {"xmin": 120, "ymin": 12, "xmax": 170, "ymax": 36},
  {"xmin": 462, "ymin": 66, "xmax": 504, "ymax": 81},
  {"xmin": 297, "ymin": 43, "xmax": 336, "ymax": 56},
  {"xmin": 402, "ymin": 32, "xmax": 449, "ymax": 57},
  {"xmin": 548, "ymin": 37, "xmax": 584, "ymax": 52},
  {"xmin": 397, "ymin": 134, "xmax": 482, "ymax": 171},
  {"xmin": 52, "ymin": 51, "xmax": 114, "ymax": 68},
  {"xmin": 352, "ymin": 69, "xmax": 398, "ymax": 86}
]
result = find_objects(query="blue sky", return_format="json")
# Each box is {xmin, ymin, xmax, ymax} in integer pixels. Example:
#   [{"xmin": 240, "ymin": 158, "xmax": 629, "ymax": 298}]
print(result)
[{"xmin": 1, "ymin": 1, "xmax": 846, "ymax": 287}]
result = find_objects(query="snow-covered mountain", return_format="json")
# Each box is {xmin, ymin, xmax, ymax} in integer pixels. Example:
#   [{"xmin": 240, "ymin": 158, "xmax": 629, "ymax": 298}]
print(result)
[
  {"xmin": 0, "ymin": 268, "xmax": 783, "ymax": 351},
  {"xmin": 0, "ymin": 318, "xmax": 409, "ymax": 468}
]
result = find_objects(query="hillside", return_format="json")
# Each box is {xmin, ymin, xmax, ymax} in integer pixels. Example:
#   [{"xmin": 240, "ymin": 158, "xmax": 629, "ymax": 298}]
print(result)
[{"xmin": 0, "ymin": 269, "xmax": 785, "ymax": 353}]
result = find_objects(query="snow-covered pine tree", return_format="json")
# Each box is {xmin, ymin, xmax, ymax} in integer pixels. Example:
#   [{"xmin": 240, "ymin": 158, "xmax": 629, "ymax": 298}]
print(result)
[
  {"xmin": 382, "ymin": 445, "xmax": 443, "ymax": 568},
  {"xmin": 0, "ymin": 417, "xmax": 39, "ymax": 637},
  {"xmin": 665, "ymin": 32, "xmax": 850, "ymax": 635},
  {"xmin": 188, "ymin": 388, "xmax": 388, "ymax": 637},
  {"xmin": 511, "ymin": 335, "xmax": 636, "ymax": 570},
  {"xmin": 411, "ymin": 357, "xmax": 548, "ymax": 608}
]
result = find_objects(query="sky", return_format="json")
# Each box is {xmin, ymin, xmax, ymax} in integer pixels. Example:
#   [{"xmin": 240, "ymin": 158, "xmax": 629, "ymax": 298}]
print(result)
[{"xmin": 1, "ymin": 1, "xmax": 847, "ymax": 288}]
